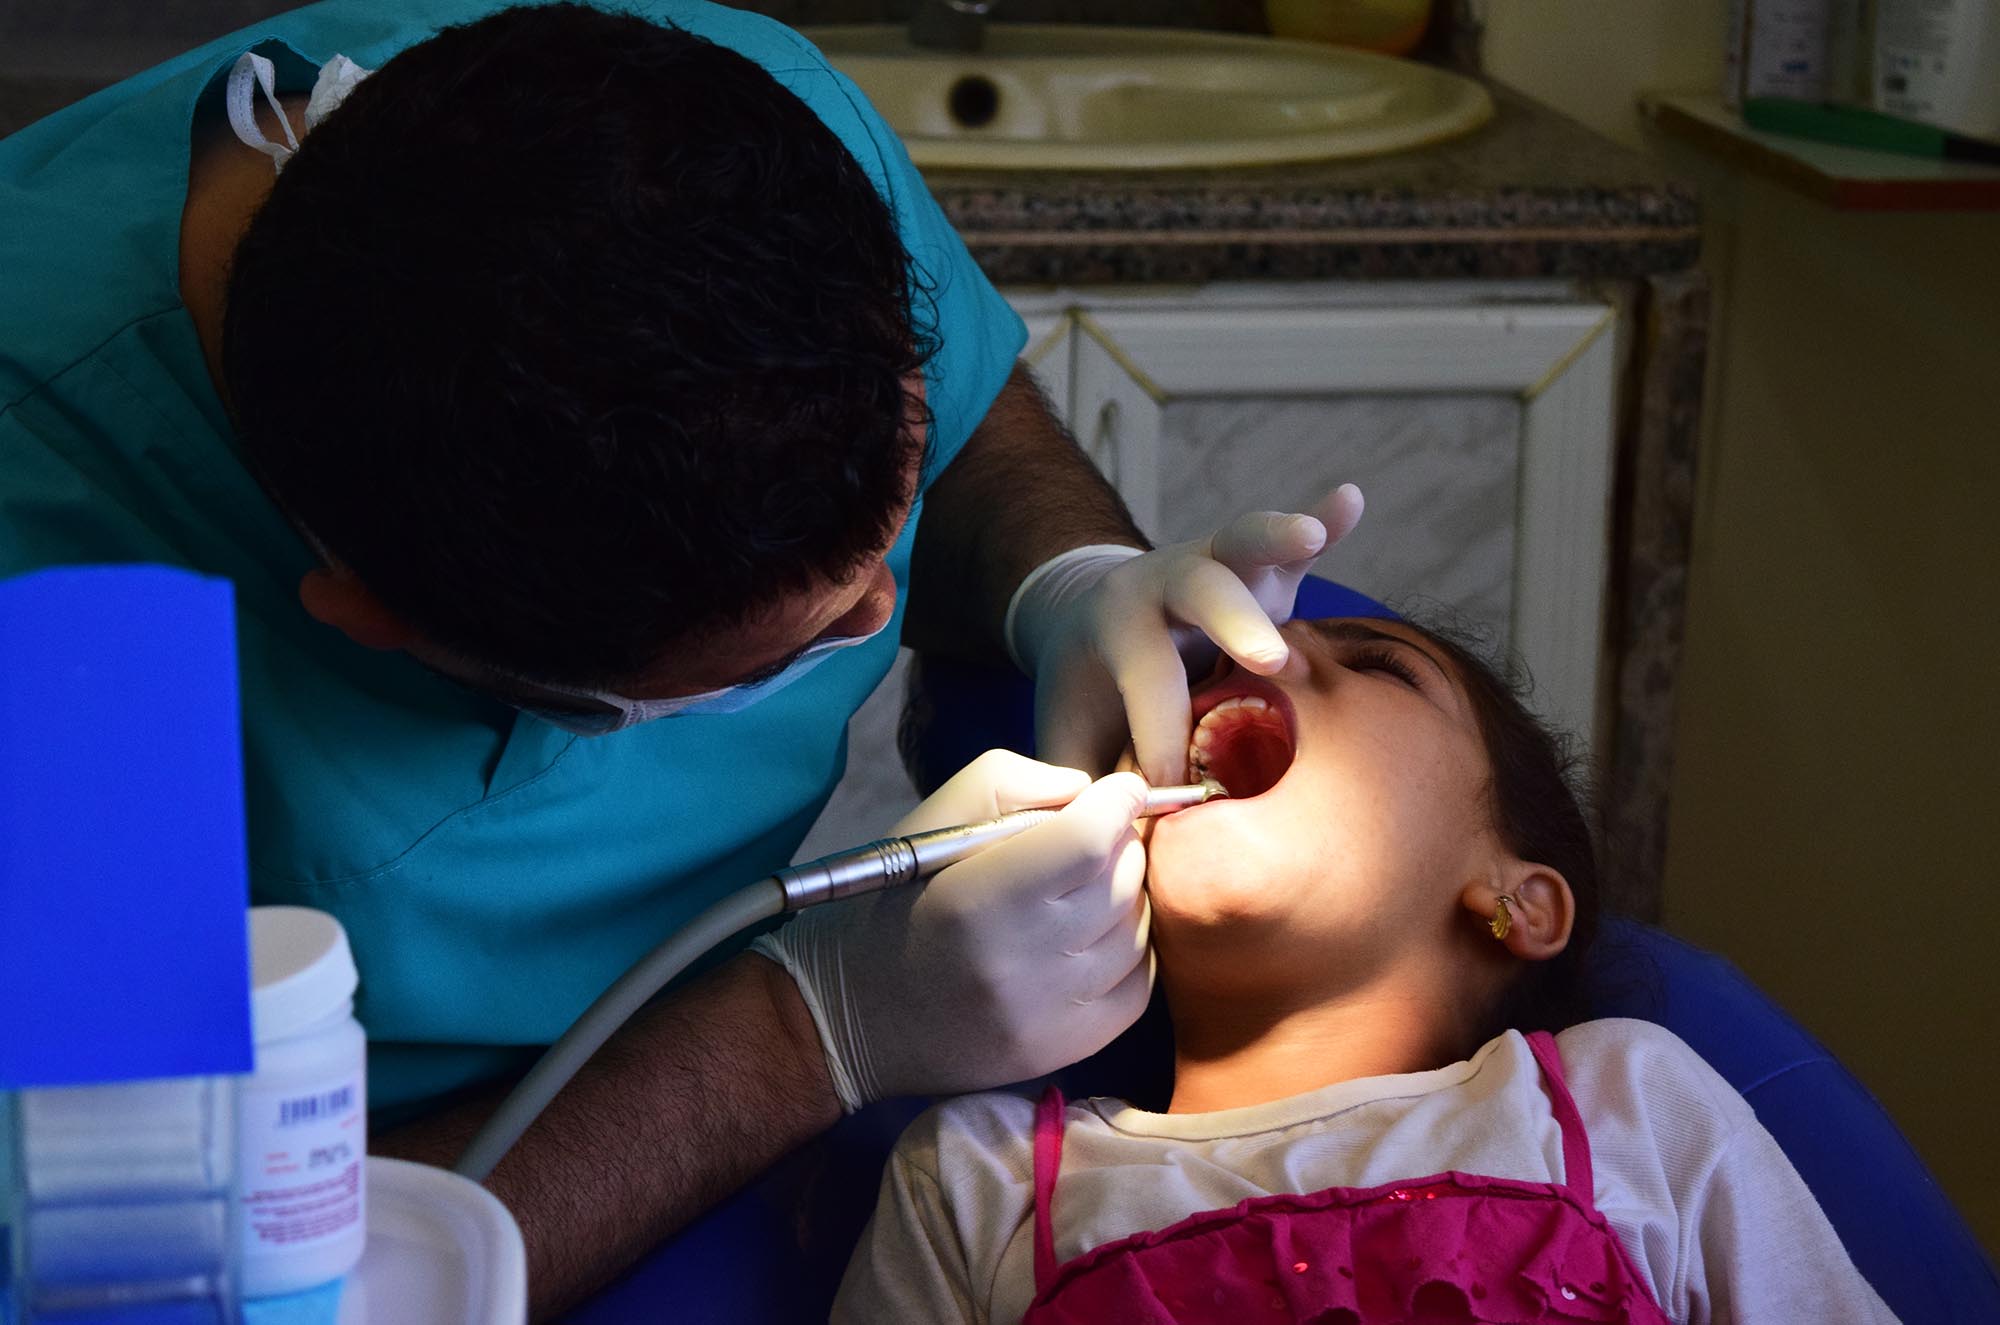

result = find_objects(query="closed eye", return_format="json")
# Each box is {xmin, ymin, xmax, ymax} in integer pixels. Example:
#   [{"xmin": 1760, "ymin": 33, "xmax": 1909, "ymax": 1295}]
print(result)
[
  {"xmin": 732, "ymin": 642, "xmax": 814, "ymax": 688},
  {"xmin": 1347, "ymin": 645, "xmax": 1424, "ymax": 688}
]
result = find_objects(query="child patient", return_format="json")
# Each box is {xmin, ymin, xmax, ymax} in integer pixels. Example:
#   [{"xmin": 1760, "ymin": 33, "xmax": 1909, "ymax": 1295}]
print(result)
[{"xmin": 835, "ymin": 616, "xmax": 1896, "ymax": 1324}]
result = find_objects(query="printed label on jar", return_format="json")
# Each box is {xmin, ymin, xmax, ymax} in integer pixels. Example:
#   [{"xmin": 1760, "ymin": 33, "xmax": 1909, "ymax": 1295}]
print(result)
[{"xmin": 238, "ymin": 1073, "xmax": 366, "ymax": 1250}]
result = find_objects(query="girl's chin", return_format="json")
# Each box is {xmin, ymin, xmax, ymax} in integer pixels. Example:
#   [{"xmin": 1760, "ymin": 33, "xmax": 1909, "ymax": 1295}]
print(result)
[
  {"xmin": 1148, "ymin": 799, "xmax": 1285, "ymax": 879},
  {"xmin": 1145, "ymin": 861, "xmax": 1298, "ymax": 930}
]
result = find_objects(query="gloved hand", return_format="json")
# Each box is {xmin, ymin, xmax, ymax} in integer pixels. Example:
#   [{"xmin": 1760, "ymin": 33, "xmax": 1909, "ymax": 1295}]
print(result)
[
  {"xmin": 752, "ymin": 751, "xmax": 1151, "ymax": 1112},
  {"xmin": 1009, "ymin": 485, "xmax": 1366, "ymax": 785}
]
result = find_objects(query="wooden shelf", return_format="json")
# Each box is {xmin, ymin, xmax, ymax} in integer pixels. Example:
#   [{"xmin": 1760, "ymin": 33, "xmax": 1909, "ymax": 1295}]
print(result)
[{"xmin": 1643, "ymin": 93, "xmax": 2000, "ymax": 212}]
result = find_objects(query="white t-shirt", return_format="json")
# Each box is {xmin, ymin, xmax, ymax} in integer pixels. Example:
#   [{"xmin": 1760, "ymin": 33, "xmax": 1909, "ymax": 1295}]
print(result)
[{"xmin": 835, "ymin": 1019, "xmax": 1898, "ymax": 1324}]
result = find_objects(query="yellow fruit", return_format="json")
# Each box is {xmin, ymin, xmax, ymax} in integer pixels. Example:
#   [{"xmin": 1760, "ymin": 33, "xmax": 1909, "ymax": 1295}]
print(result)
[{"xmin": 1265, "ymin": 0, "xmax": 1431, "ymax": 56}]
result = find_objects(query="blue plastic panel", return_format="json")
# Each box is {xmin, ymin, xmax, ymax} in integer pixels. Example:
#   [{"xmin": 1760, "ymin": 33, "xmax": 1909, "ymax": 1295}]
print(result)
[{"xmin": 0, "ymin": 566, "xmax": 253, "ymax": 1086}]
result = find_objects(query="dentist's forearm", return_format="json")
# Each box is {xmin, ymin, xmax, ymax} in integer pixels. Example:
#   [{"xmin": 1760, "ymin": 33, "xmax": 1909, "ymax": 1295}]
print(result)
[
  {"xmin": 905, "ymin": 363, "xmax": 1146, "ymax": 661},
  {"xmin": 372, "ymin": 953, "xmax": 840, "ymax": 1320}
]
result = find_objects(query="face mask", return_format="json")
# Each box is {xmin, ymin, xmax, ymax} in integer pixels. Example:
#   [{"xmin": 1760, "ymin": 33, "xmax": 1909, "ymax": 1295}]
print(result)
[{"xmin": 519, "ymin": 619, "xmax": 889, "ymax": 736}]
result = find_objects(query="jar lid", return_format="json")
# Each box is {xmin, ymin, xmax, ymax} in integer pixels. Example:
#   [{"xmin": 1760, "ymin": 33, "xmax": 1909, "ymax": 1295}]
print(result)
[{"xmin": 249, "ymin": 906, "xmax": 358, "ymax": 1043}]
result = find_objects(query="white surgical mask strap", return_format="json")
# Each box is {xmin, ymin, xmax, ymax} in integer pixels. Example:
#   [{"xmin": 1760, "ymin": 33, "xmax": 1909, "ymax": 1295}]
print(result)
[
  {"xmin": 305, "ymin": 55, "xmax": 373, "ymax": 131},
  {"xmin": 225, "ymin": 51, "xmax": 374, "ymax": 175},
  {"xmin": 226, "ymin": 52, "xmax": 300, "ymax": 171}
]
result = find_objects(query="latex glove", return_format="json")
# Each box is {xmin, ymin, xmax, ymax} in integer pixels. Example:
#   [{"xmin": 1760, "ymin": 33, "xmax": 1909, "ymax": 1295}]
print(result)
[
  {"xmin": 1010, "ymin": 485, "xmax": 1366, "ymax": 784},
  {"xmin": 752, "ymin": 752, "xmax": 1152, "ymax": 1112}
]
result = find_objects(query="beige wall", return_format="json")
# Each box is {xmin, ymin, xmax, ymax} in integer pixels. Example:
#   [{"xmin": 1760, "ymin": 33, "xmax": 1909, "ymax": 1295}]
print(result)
[
  {"xmin": 1482, "ymin": 0, "xmax": 1729, "ymax": 148},
  {"xmin": 1484, "ymin": 0, "xmax": 2000, "ymax": 1255},
  {"xmin": 1671, "ymin": 170, "xmax": 2000, "ymax": 1253}
]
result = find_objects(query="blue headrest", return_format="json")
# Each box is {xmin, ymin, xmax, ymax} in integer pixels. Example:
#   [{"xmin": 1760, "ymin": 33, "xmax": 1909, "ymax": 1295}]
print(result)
[{"xmin": 1291, "ymin": 575, "xmax": 1398, "ymax": 622}]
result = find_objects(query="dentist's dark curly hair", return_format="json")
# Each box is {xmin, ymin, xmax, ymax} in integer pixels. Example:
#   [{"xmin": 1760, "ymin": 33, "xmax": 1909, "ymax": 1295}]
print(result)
[{"xmin": 224, "ymin": 4, "xmax": 932, "ymax": 687}]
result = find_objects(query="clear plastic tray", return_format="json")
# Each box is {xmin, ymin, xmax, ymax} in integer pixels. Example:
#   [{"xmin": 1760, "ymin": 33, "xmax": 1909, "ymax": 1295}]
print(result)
[{"xmin": 336, "ymin": 1157, "xmax": 526, "ymax": 1325}]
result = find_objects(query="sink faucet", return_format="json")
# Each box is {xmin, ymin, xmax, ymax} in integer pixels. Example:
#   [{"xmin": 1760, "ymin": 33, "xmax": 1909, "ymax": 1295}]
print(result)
[{"xmin": 909, "ymin": 0, "xmax": 996, "ymax": 52}]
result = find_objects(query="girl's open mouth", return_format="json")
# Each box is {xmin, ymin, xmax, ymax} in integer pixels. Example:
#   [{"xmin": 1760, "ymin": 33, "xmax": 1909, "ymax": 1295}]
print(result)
[{"xmin": 1187, "ymin": 680, "xmax": 1296, "ymax": 800}]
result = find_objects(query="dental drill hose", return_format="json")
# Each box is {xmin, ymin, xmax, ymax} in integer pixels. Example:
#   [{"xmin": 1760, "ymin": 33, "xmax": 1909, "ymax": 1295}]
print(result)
[
  {"xmin": 450, "ymin": 880, "xmax": 784, "ymax": 1184},
  {"xmin": 452, "ymin": 779, "xmax": 1225, "ymax": 1182}
]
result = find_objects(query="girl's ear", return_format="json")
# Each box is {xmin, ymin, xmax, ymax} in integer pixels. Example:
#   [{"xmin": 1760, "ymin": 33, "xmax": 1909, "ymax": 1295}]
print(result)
[{"xmin": 1460, "ymin": 863, "xmax": 1573, "ymax": 961}]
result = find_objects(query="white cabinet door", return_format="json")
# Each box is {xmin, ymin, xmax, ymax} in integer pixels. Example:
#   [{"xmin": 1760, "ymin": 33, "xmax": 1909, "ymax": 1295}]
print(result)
[
  {"xmin": 1156, "ymin": 392, "xmax": 1523, "ymax": 632},
  {"xmin": 796, "ymin": 286, "xmax": 1620, "ymax": 862},
  {"xmin": 1070, "ymin": 318, "xmax": 1162, "ymax": 540},
  {"xmin": 1061, "ymin": 296, "xmax": 1619, "ymax": 747},
  {"xmin": 1013, "ymin": 297, "xmax": 1075, "ymax": 434}
]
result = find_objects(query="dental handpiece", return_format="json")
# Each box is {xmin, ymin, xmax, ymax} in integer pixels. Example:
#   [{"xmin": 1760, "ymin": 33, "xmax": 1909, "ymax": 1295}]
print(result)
[
  {"xmin": 457, "ymin": 776, "xmax": 1228, "ymax": 1182},
  {"xmin": 773, "ymin": 777, "xmax": 1229, "ymax": 911}
]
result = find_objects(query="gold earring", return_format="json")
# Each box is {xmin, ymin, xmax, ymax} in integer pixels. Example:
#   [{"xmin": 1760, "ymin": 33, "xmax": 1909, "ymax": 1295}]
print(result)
[{"xmin": 1489, "ymin": 895, "xmax": 1514, "ymax": 941}]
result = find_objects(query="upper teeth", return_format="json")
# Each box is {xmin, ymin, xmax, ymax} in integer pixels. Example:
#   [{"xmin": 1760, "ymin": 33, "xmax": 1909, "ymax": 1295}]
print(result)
[{"xmin": 1188, "ymin": 695, "xmax": 1271, "ymax": 773}]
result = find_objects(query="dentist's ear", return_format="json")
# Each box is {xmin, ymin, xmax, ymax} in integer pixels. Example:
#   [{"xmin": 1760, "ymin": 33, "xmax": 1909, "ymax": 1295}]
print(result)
[
  {"xmin": 1461, "ymin": 864, "xmax": 1574, "ymax": 961},
  {"xmin": 299, "ymin": 566, "xmax": 416, "ymax": 652}
]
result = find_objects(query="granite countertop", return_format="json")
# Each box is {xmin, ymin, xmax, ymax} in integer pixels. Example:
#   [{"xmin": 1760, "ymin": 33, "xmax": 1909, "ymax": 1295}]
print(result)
[
  {"xmin": 3, "ymin": 67, "xmax": 1698, "ymax": 288},
  {"xmin": 927, "ymin": 86, "xmax": 1702, "ymax": 286}
]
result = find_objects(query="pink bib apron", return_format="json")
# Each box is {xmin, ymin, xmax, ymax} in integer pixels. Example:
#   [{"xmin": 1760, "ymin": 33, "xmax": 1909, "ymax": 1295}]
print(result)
[{"xmin": 1022, "ymin": 1031, "xmax": 1675, "ymax": 1324}]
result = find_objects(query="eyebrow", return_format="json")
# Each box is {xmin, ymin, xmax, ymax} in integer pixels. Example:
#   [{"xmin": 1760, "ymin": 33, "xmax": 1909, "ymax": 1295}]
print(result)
[{"xmin": 1303, "ymin": 619, "xmax": 1455, "ymax": 688}]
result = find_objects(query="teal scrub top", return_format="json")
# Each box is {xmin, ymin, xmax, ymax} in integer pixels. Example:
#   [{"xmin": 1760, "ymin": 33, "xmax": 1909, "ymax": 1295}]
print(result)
[{"xmin": 0, "ymin": 0, "xmax": 1026, "ymax": 1110}]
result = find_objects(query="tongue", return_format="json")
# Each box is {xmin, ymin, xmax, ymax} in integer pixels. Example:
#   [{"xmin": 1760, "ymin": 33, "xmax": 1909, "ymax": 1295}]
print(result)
[{"xmin": 1205, "ymin": 718, "xmax": 1293, "ymax": 799}]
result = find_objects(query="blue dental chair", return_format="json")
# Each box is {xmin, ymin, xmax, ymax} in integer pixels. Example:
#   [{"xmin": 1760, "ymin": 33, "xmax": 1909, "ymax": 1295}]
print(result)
[{"xmin": 569, "ymin": 576, "xmax": 1999, "ymax": 1324}]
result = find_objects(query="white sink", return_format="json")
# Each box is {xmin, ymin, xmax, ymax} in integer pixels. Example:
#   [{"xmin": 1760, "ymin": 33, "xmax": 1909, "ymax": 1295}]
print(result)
[{"xmin": 801, "ymin": 24, "xmax": 1494, "ymax": 171}]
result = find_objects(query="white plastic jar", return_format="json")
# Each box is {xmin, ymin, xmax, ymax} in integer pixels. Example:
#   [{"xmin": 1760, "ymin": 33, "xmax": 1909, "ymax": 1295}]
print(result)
[{"xmin": 238, "ymin": 906, "xmax": 367, "ymax": 1297}]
